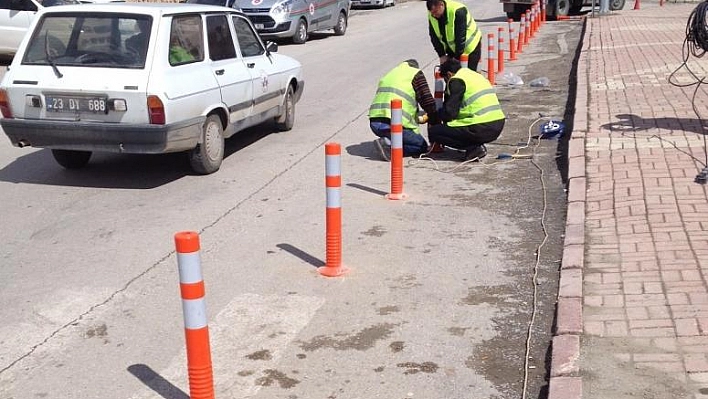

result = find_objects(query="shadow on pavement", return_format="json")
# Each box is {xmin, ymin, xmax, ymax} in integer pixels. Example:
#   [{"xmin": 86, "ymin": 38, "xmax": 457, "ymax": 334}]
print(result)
[
  {"xmin": 347, "ymin": 182, "xmax": 388, "ymax": 196},
  {"xmin": 0, "ymin": 123, "xmax": 277, "ymax": 189},
  {"xmin": 127, "ymin": 364, "xmax": 189, "ymax": 399},
  {"xmin": 602, "ymin": 113, "xmax": 708, "ymax": 135},
  {"xmin": 276, "ymin": 243, "xmax": 324, "ymax": 268}
]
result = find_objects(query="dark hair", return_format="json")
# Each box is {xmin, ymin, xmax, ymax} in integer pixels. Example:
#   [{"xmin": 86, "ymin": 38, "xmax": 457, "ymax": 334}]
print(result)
[
  {"xmin": 439, "ymin": 58, "xmax": 461, "ymax": 75},
  {"xmin": 426, "ymin": 0, "xmax": 443, "ymax": 10},
  {"xmin": 405, "ymin": 59, "xmax": 420, "ymax": 69}
]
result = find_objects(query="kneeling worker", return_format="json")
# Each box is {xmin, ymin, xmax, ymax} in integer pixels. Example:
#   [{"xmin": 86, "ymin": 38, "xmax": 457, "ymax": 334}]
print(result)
[
  {"xmin": 428, "ymin": 58, "xmax": 505, "ymax": 161},
  {"xmin": 369, "ymin": 59, "xmax": 440, "ymax": 161}
]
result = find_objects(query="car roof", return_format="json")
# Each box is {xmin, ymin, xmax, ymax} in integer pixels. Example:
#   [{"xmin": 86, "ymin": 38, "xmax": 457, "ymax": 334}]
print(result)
[{"xmin": 38, "ymin": 2, "xmax": 246, "ymax": 17}]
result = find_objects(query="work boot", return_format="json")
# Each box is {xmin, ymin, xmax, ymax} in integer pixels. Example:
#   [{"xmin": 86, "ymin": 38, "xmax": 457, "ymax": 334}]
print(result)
[
  {"xmin": 429, "ymin": 142, "xmax": 445, "ymax": 153},
  {"xmin": 464, "ymin": 144, "xmax": 487, "ymax": 161},
  {"xmin": 373, "ymin": 138, "xmax": 391, "ymax": 161}
]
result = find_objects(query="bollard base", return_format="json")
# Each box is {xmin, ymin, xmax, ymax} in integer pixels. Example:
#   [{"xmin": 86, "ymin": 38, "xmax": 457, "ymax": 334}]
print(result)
[
  {"xmin": 318, "ymin": 265, "xmax": 349, "ymax": 277},
  {"xmin": 385, "ymin": 192, "xmax": 408, "ymax": 201}
]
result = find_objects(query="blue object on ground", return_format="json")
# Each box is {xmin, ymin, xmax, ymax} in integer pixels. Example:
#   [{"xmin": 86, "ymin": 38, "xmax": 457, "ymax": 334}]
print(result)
[{"xmin": 540, "ymin": 120, "xmax": 565, "ymax": 139}]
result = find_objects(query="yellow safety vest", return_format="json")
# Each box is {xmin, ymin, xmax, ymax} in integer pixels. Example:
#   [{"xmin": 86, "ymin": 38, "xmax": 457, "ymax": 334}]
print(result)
[
  {"xmin": 428, "ymin": 0, "xmax": 481, "ymax": 57},
  {"xmin": 368, "ymin": 62, "xmax": 420, "ymax": 133},
  {"xmin": 447, "ymin": 68, "xmax": 505, "ymax": 127}
]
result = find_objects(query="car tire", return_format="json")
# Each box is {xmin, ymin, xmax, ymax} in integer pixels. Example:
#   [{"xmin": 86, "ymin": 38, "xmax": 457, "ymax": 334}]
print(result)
[
  {"xmin": 51, "ymin": 149, "xmax": 92, "ymax": 169},
  {"xmin": 610, "ymin": 0, "xmax": 625, "ymax": 10},
  {"xmin": 552, "ymin": 0, "xmax": 570, "ymax": 17},
  {"xmin": 334, "ymin": 11, "xmax": 347, "ymax": 36},
  {"xmin": 275, "ymin": 85, "xmax": 296, "ymax": 131},
  {"xmin": 293, "ymin": 19, "xmax": 307, "ymax": 44},
  {"xmin": 189, "ymin": 114, "xmax": 224, "ymax": 174}
]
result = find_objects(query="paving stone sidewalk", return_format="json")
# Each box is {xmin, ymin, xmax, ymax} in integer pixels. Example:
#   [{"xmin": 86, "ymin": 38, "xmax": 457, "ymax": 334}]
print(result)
[{"xmin": 549, "ymin": 2, "xmax": 708, "ymax": 399}]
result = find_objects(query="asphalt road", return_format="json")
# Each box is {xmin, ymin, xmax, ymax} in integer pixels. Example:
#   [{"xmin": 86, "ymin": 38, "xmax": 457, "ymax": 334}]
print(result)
[{"xmin": 0, "ymin": 2, "xmax": 582, "ymax": 398}]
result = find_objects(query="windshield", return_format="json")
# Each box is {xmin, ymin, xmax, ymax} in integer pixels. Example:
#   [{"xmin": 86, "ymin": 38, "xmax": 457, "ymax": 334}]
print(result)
[
  {"xmin": 41, "ymin": 0, "xmax": 82, "ymax": 6},
  {"xmin": 185, "ymin": 0, "xmax": 239, "ymax": 8},
  {"xmin": 22, "ymin": 13, "xmax": 152, "ymax": 69}
]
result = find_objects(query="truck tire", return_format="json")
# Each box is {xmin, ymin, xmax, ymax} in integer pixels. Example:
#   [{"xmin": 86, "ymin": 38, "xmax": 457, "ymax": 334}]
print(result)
[
  {"xmin": 507, "ymin": 3, "xmax": 530, "ymax": 20},
  {"xmin": 610, "ymin": 0, "xmax": 625, "ymax": 10},
  {"xmin": 549, "ymin": 0, "xmax": 571, "ymax": 18}
]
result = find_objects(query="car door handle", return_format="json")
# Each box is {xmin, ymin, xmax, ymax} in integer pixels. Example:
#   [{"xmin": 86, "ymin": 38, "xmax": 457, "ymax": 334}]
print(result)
[
  {"xmin": 247, "ymin": 63, "xmax": 255, "ymax": 68},
  {"xmin": 215, "ymin": 69, "xmax": 225, "ymax": 75}
]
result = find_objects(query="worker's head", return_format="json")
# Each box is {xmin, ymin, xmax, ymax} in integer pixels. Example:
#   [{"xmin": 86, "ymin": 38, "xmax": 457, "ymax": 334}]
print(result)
[
  {"xmin": 439, "ymin": 58, "xmax": 461, "ymax": 81},
  {"xmin": 405, "ymin": 59, "xmax": 419, "ymax": 69},
  {"xmin": 426, "ymin": 0, "xmax": 446, "ymax": 18}
]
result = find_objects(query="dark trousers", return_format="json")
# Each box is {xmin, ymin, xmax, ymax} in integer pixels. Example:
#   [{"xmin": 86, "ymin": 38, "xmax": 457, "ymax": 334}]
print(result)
[
  {"xmin": 428, "ymin": 119, "xmax": 505, "ymax": 151},
  {"xmin": 467, "ymin": 44, "xmax": 482, "ymax": 72}
]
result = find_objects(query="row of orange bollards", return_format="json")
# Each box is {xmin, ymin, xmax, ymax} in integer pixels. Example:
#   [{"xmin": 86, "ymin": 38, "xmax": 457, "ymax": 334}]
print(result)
[
  {"xmin": 169, "ymin": 5, "xmax": 559, "ymax": 394},
  {"xmin": 484, "ymin": 0, "xmax": 546, "ymax": 84}
]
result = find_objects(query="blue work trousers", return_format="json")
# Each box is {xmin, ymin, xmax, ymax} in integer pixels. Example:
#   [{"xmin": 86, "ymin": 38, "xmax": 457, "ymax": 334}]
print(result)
[{"xmin": 369, "ymin": 120, "xmax": 428, "ymax": 157}]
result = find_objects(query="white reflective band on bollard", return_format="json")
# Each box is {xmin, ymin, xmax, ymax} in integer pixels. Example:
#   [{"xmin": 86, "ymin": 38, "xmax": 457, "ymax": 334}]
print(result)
[
  {"xmin": 182, "ymin": 298, "xmax": 208, "ymax": 329},
  {"xmin": 177, "ymin": 252, "xmax": 203, "ymax": 284}
]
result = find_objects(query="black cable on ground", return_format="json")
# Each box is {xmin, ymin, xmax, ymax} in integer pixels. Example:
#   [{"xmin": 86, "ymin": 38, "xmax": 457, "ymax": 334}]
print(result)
[{"xmin": 668, "ymin": 0, "xmax": 708, "ymax": 183}]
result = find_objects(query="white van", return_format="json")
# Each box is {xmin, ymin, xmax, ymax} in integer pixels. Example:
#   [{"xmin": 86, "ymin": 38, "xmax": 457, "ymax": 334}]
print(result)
[{"xmin": 0, "ymin": 0, "xmax": 80, "ymax": 56}]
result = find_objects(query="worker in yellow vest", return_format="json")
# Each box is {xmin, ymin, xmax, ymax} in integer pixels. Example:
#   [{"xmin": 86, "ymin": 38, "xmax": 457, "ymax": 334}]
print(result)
[
  {"xmin": 428, "ymin": 58, "xmax": 505, "ymax": 161},
  {"xmin": 368, "ymin": 59, "xmax": 440, "ymax": 161},
  {"xmin": 427, "ymin": 0, "xmax": 482, "ymax": 71}
]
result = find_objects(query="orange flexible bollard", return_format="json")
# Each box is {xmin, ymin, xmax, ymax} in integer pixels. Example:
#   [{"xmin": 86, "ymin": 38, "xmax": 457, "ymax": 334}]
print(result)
[
  {"xmin": 434, "ymin": 67, "xmax": 444, "ymax": 111},
  {"xmin": 174, "ymin": 232, "xmax": 215, "ymax": 399},
  {"xmin": 508, "ymin": 19, "xmax": 517, "ymax": 61},
  {"xmin": 524, "ymin": 13, "xmax": 530, "ymax": 45},
  {"xmin": 541, "ymin": 0, "xmax": 546, "ymax": 23},
  {"xmin": 320, "ymin": 143, "xmax": 349, "ymax": 276},
  {"xmin": 530, "ymin": 8, "xmax": 536, "ymax": 38},
  {"xmin": 460, "ymin": 53, "xmax": 469, "ymax": 69},
  {"xmin": 518, "ymin": 14, "xmax": 525, "ymax": 53},
  {"xmin": 487, "ymin": 33, "xmax": 495, "ymax": 85},
  {"xmin": 497, "ymin": 27, "xmax": 504, "ymax": 73},
  {"xmin": 386, "ymin": 99, "xmax": 407, "ymax": 200}
]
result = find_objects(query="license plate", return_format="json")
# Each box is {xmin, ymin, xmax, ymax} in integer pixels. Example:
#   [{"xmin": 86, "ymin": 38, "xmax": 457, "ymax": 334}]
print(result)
[
  {"xmin": 255, "ymin": 23, "xmax": 264, "ymax": 29},
  {"xmin": 46, "ymin": 96, "xmax": 107, "ymax": 114}
]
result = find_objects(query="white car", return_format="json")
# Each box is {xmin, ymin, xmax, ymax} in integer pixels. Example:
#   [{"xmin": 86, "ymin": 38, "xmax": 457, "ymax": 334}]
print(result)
[
  {"xmin": 0, "ymin": 0, "xmax": 81, "ymax": 57},
  {"xmin": 0, "ymin": 3, "xmax": 304, "ymax": 174}
]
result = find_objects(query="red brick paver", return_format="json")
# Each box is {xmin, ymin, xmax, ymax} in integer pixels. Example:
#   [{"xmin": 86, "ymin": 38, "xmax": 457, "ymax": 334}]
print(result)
[{"xmin": 551, "ymin": 3, "xmax": 708, "ymax": 399}]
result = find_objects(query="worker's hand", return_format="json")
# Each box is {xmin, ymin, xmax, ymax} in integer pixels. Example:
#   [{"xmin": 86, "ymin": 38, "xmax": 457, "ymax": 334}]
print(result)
[
  {"xmin": 439, "ymin": 55, "xmax": 449, "ymax": 65},
  {"xmin": 417, "ymin": 114, "xmax": 429, "ymax": 124}
]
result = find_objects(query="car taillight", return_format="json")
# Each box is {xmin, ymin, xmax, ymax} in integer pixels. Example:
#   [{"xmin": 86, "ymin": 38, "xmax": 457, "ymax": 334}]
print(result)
[
  {"xmin": 0, "ymin": 89, "xmax": 13, "ymax": 118},
  {"xmin": 147, "ymin": 95, "xmax": 165, "ymax": 125}
]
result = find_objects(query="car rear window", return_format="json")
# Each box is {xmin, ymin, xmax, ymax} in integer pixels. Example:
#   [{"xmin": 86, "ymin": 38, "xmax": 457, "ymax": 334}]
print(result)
[{"xmin": 22, "ymin": 13, "xmax": 152, "ymax": 69}]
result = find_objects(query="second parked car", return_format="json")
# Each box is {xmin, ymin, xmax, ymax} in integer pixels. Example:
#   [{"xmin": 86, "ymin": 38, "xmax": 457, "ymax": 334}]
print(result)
[
  {"xmin": 0, "ymin": 3, "xmax": 304, "ymax": 174},
  {"xmin": 188, "ymin": 0, "xmax": 350, "ymax": 44}
]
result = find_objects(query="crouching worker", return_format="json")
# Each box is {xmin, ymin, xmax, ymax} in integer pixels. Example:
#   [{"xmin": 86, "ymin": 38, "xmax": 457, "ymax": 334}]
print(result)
[
  {"xmin": 428, "ymin": 58, "xmax": 505, "ymax": 161},
  {"xmin": 369, "ymin": 59, "xmax": 440, "ymax": 161}
]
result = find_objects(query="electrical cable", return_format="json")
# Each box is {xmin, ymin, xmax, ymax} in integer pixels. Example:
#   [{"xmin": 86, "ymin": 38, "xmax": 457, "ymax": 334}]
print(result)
[
  {"xmin": 408, "ymin": 116, "xmax": 547, "ymax": 172},
  {"xmin": 667, "ymin": 0, "xmax": 708, "ymax": 182},
  {"xmin": 520, "ymin": 120, "xmax": 549, "ymax": 399}
]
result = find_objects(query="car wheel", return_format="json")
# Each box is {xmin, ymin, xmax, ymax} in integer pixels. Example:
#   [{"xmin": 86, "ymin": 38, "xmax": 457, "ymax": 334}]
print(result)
[
  {"xmin": 334, "ymin": 11, "xmax": 347, "ymax": 36},
  {"xmin": 51, "ymin": 149, "xmax": 92, "ymax": 169},
  {"xmin": 553, "ymin": 0, "xmax": 571, "ymax": 17},
  {"xmin": 189, "ymin": 114, "xmax": 224, "ymax": 174},
  {"xmin": 275, "ymin": 85, "xmax": 296, "ymax": 131},
  {"xmin": 610, "ymin": 0, "xmax": 625, "ymax": 10},
  {"xmin": 293, "ymin": 19, "xmax": 307, "ymax": 44}
]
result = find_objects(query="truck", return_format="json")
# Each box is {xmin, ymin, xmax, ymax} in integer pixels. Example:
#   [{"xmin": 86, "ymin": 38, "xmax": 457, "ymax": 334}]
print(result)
[{"xmin": 501, "ymin": 0, "xmax": 625, "ymax": 20}]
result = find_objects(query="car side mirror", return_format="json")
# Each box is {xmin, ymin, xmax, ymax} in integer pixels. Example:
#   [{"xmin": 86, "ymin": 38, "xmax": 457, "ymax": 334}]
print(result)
[{"xmin": 265, "ymin": 41, "xmax": 278, "ymax": 53}]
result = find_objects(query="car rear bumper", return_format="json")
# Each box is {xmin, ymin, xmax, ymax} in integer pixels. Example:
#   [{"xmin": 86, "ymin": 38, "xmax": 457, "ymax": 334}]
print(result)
[{"xmin": 0, "ymin": 116, "xmax": 204, "ymax": 154}]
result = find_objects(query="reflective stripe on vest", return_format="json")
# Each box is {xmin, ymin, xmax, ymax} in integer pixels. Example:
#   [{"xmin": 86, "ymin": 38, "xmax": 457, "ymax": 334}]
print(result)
[
  {"xmin": 448, "ymin": 68, "xmax": 505, "ymax": 127},
  {"xmin": 428, "ymin": 0, "xmax": 481, "ymax": 56},
  {"xmin": 368, "ymin": 62, "xmax": 420, "ymax": 133}
]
